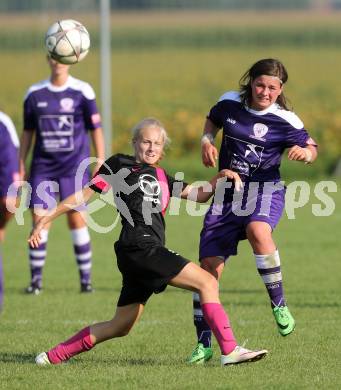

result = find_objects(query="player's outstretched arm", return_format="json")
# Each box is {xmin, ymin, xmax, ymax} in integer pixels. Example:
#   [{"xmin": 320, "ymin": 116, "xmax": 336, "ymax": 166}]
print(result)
[
  {"xmin": 90, "ymin": 127, "xmax": 105, "ymax": 177},
  {"xmin": 181, "ymin": 169, "xmax": 243, "ymax": 203},
  {"xmin": 201, "ymin": 119, "xmax": 220, "ymax": 168},
  {"xmin": 28, "ymin": 187, "xmax": 95, "ymax": 248}
]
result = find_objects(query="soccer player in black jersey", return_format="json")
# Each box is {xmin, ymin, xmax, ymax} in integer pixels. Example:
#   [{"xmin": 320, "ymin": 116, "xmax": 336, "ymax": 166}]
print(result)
[{"xmin": 30, "ymin": 118, "xmax": 267, "ymax": 366}]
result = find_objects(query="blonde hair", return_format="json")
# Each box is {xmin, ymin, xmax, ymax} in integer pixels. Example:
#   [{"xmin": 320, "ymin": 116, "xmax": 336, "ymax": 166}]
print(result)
[{"xmin": 131, "ymin": 117, "xmax": 171, "ymax": 149}]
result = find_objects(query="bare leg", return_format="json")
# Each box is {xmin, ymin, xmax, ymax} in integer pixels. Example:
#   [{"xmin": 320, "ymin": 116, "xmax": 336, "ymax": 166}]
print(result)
[
  {"xmin": 90, "ymin": 303, "xmax": 144, "ymax": 344},
  {"xmin": 246, "ymin": 221, "xmax": 276, "ymax": 254},
  {"xmin": 46, "ymin": 303, "xmax": 144, "ymax": 364}
]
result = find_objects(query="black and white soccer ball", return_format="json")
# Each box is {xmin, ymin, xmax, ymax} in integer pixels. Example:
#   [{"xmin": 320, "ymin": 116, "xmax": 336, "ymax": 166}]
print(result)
[{"xmin": 45, "ymin": 19, "xmax": 90, "ymax": 65}]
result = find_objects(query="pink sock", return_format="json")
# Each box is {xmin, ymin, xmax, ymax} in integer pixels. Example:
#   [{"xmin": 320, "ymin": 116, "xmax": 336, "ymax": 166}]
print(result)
[
  {"xmin": 202, "ymin": 303, "xmax": 237, "ymax": 355},
  {"xmin": 47, "ymin": 326, "xmax": 94, "ymax": 364}
]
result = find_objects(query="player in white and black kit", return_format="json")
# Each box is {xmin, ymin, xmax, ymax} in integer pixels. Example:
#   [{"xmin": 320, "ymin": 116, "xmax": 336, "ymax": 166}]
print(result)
[
  {"xmin": 31, "ymin": 118, "xmax": 268, "ymax": 367},
  {"xmin": 20, "ymin": 56, "xmax": 105, "ymax": 294}
]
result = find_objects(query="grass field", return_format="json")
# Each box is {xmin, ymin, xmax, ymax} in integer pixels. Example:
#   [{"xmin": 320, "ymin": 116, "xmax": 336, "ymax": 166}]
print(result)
[
  {"xmin": 1, "ymin": 11, "xmax": 341, "ymax": 169},
  {"xmin": 0, "ymin": 9, "xmax": 340, "ymax": 389},
  {"xmin": 1, "ymin": 180, "xmax": 340, "ymax": 389}
]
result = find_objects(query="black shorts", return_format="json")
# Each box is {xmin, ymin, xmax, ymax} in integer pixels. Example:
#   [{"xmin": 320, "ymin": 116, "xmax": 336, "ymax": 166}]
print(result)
[{"xmin": 114, "ymin": 237, "xmax": 189, "ymax": 306}]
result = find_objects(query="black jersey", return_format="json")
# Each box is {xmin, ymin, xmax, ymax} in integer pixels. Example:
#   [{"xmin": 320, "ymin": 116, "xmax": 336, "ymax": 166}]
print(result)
[{"xmin": 90, "ymin": 154, "xmax": 187, "ymax": 245}]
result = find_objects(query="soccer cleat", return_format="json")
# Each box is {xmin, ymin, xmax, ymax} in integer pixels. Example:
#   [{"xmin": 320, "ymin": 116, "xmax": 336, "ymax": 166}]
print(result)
[
  {"xmin": 80, "ymin": 283, "xmax": 93, "ymax": 293},
  {"xmin": 25, "ymin": 284, "xmax": 42, "ymax": 295},
  {"xmin": 221, "ymin": 346, "xmax": 268, "ymax": 365},
  {"xmin": 35, "ymin": 352, "xmax": 51, "ymax": 366},
  {"xmin": 188, "ymin": 343, "xmax": 213, "ymax": 364},
  {"xmin": 273, "ymin": 305, "xmax": 295, "ymax": 336}
]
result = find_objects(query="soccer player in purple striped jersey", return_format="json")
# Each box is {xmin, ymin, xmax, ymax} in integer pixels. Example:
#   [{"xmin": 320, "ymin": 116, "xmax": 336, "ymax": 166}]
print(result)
[
  {"xmin": 189, "ymin": 58, "xmax": 318, "ymax": 364},
  {"xmin": 19, "ymin": 56, "xmax": 105, "ymax": 294},
  {"xmin": 0, "ymin": 110, "xmax": 20, "ymax": 312},
  {"xmin": 31, "ymin": 118, "xmax": 267, "ymax": 366}
]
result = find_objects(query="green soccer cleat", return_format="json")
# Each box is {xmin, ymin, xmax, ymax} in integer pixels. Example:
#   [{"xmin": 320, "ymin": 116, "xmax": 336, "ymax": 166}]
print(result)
[
  {"xmin": 273, "ymin": 305, "xmax": 295, "ymax": 336},
  {"xmin": 188, "ymin": 343, "xmax": 213, "ymax": 364}
]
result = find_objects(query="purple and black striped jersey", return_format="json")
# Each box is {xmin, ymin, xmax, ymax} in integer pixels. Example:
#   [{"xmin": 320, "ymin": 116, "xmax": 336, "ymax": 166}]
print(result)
[
  {"xmin": 208, "ymin": 91, "xmax": 317, "ymax": 181},
  {"xmin": 23, "ymin": 76, "xmax": 101, "ymax": 177},
  {"xmin": 0, "ymin": 111, "xmax": 19, "ymax": 196},
  {"xmin": 90, "ymin": 154, "xmax": 187, "ymax": 245}
]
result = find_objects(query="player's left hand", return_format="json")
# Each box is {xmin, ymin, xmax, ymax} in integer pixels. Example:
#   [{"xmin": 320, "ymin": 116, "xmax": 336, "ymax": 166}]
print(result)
[
  {"xmin": 28, "ymin": 221, "xmax": 45, "ymax": 248},
  {"xmin": 218, "ymin": 169, "xmax": 243, "ymax": 192},
  {"xmin": 287, "ymin": 145, "xmax": 307, "ymax": 162}
]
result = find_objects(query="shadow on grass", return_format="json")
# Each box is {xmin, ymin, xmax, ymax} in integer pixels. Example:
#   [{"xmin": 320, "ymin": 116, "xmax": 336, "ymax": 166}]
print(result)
[
  {"xmin": 84, "ymin": 356, "xmax": 162, "ymax": 366},
  {"xmin": 0, "ymin": 352, "xmax": 35, "ymax": 364},
  {"xmin": 166, "ymin": 287, "xmax": 264, "ymax": 295},
  {"xmin": 295, "ymin": 302, "xmax": 341, "ymax": 308},
  {"xmin": 4, "ymin": 286, "xmax": 121, "ymax": 295}
]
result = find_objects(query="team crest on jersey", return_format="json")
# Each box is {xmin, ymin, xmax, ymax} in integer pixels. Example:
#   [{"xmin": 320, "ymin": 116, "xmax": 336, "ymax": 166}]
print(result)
[
  {"xmin": 59, "ymin": 98, "xmax": 74, "ymax": 112},
  {"xmin": 138, "ymin": 174, "xmax": 161, "ymax": 204},
  {"xmin": 250, "ymin": 123, "xmax": 268, "ymax": 141}
]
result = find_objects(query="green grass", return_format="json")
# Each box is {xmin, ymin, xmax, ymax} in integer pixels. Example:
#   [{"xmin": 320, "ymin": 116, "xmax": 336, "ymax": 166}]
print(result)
[
  {"xmin": 1, "ymin": 45, "xmax": 340, "ymax": 172},
  {"xmin": 1, "ymin": 11, "xmax": 341, "ymax": 170},
  {"xmin": 1, "ymin": 180, "xmax": 340, "ymax": 389},
  {"xmin": 2, "ymin": 10, "xmax": 341, "ymax": 50}
]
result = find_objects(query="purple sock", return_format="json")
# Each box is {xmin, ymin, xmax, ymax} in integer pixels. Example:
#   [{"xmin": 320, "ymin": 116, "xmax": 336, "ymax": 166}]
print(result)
[
  {"xmin": 29, "ymin": 240, "xmax": 47, "ymax": 288},
  {"xmin": 71, "ymin": 227, "xmax": 92, "ymax": 285},
  {"xmin": 193, "ymin": 293, "xmax": 212, "ymax": 347},
  {"xmin": 255, "ymin": 251, "xmax": 286, "ymax": 308}
]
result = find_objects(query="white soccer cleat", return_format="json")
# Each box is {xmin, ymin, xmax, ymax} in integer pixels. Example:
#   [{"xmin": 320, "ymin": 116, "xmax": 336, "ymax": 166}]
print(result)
[
  {"xmin": 221, "ymin": 345, "xmax": 268, "ymax": 365},
  {"xmin": 35, "ymin": 352, "xmax": 51, "ymax": 366}
]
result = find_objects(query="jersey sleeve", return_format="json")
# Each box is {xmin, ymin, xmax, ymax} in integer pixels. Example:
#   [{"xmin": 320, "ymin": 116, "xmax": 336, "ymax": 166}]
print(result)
[
  {"xmin": 284, "ymin": 125, "xmax": 318, "ymax": 149},
  {"xmin": 23, "ymin": 94, "xmax": 36, "ymax": 131},
  {"xmin": 207, "ymin": 101, "xmax": 225, "ymax": 129},
  {"xmin": 89, "ymin": 155, "xmax": 120, "ymax": 194},
  {"xmin": 0, "ymin": 120, "xmax": 19, "ymax": 187},
  {"xmin": 82, "ymin": 85, "xmax": 102, "ymax": 131}
]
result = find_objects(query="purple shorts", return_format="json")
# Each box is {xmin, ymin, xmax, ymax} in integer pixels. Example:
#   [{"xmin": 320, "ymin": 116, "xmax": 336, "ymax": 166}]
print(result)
[
  {"xmin": 199, "ymin": 182, "xmax": 286, "ymax": 260},
  {"xmin": 28, "ymin": 174, "xmax": 90, "ymax": 210},
  {"xmin": 0, "ymin": 171, "xmax": 19, "ymax": 198}
]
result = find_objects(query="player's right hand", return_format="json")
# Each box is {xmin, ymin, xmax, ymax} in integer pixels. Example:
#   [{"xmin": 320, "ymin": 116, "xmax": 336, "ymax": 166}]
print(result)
[{"xmin": 202, "ymin": 142, "xmax": 218, "ymax": 168}]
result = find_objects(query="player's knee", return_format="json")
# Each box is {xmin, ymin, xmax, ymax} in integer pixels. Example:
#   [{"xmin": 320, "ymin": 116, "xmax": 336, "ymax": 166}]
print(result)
[
  {"xmin": 111, "ymin": 323, "xmax": 132, "ymax": 338},
  {"xmin": 201, "ymin": 257, "xmax": 221, "ymax": 279},
  {"xmin": 115, "ymin": 328, "xmax": 130, "ymax": 337},
  {"xmin": 107, "ymin": 318, "xmax": 132, "ymax": 338},
  {"xmin": 199, "ymin": 271, "xmax": 218, "ymax": 294}
]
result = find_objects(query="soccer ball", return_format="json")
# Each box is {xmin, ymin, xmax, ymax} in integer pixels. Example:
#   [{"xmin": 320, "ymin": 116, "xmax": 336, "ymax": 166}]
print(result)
[{"xmin": 45, "ymin": 19, "xmax": 90, "ymax": 65}]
